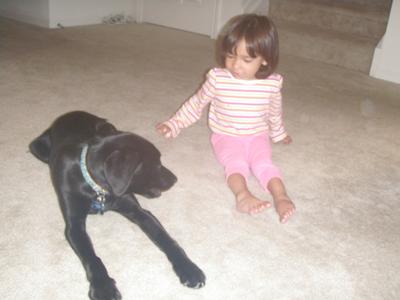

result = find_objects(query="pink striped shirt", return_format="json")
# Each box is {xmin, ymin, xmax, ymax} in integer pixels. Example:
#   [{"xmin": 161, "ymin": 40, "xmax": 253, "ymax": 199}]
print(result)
[{"xmin": 164, "ymin": 68, "xmax": 288, "ymax": 143}]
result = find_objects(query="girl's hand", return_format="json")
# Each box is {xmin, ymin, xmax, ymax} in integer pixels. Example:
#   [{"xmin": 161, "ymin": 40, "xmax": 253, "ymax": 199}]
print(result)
[
  {"xmin": 282, "ymin": 135, "xmax": 292, "ymax": 144},
  {"xmin": 156, "ymin": 123, "xmax": 173, "ymax": 138}
]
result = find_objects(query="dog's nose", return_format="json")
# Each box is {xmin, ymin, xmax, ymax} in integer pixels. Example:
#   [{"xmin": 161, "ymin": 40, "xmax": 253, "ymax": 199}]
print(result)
[
  {"xmin": 171, "ymin": 173, "xmax": 177, "ymax": 185},
  {"xmin": 161, "ymin": 167, "xmax": 177, "ymax": 187},
  {"xmin": 163, "ymin": 173, "xmax": 177, "ymax": 190}
]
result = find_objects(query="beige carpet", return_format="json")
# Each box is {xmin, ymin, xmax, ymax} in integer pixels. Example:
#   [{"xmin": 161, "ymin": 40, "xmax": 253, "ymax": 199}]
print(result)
[{"xmin": 1, "ymin": 17, "xmax": 399, "ymax": 300}]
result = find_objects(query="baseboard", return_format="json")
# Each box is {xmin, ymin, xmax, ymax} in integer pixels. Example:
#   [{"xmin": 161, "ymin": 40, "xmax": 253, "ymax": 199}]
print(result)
[
  {"xmin": 48, "ymin": 16, "xmax": 102, "ymax": 29},
  {"xmin": 0, "ymin": 9, "xmax": 49, "ymax": 27}
]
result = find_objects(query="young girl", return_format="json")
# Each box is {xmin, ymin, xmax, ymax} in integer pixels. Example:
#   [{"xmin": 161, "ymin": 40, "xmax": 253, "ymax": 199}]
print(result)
[{"xmin": 156, "ymin": 14, "xmax": 295, "ymax": 223}]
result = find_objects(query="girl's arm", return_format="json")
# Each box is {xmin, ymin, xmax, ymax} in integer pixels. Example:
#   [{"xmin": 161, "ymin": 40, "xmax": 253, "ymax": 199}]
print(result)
[
  {"xmin": 159, "ymin": 70, "xmax": 216, "ymax": 138},
  {"xmin": 268, "ymin": 75, "xmax": 288, "ymax": 143}
]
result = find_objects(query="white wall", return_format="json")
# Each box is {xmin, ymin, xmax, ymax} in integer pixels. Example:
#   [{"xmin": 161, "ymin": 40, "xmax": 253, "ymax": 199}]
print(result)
[
  {"xmin": 212, "ymin": 0, "xmax": 268, "ymax": 38},
  {"xmin": 138, "ymin": 0, "xmax": 218, "ymax": 37},
  {"xmin": 370, "ymin": 0, "xmax": 400, "ymax": 84},
  {"xmin": 49, "ymin": 0, "xmax": 135, "ymax": 28},
  {"xmin": 213, "ymin": 0, "xmax": 243, "ymax": 37},
  {"xmin": 0, "ymin": 0, "xmax": 136, "ymax": 28},
  {"xmin": 0, "ymin": 0, "xmax": 49, "ymax": 27}
]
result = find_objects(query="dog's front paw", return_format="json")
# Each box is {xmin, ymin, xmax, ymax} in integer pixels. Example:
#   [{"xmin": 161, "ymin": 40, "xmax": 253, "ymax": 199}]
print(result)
[
  {"xmin": 173, "ymin": 260, "xmax": 206, "ymax": 289},
  {"xmin": 89, "ymin": 278, "xmax": 122, "ymax": 300}
]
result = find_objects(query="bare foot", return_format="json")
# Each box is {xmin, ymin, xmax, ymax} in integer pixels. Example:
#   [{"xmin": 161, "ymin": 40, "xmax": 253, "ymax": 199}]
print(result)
[
  {"xmin": 236, "ymin": 191, "xmax": 271, "ymax": 215},
  {"xmin": 274, "ymin": 197, "xmax": 295, "ymax": 223}
]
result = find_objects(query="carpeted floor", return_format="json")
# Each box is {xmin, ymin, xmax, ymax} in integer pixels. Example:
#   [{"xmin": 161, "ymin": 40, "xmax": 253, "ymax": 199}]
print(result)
[{"xmin": 0, "ymin": 17, "xmax": 399, "ymax": 300}]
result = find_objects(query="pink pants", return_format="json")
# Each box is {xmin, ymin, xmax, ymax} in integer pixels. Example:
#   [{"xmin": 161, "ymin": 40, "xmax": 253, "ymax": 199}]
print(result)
[{"xmin": 211, "ymin": 133, "xmax": 282, "ymax": 191}]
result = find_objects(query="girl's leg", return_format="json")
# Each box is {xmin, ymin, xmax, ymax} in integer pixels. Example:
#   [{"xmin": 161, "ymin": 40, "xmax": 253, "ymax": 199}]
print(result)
[
  {"xmin": 249, "ymin": 135, "xmax": 295, "ymax": 223},
  {"xmin": 211, "ymin": 134, "xmax": 270, "ymax": 215},
  {"xmin": 267, "ymin": 178, "xmax": 295, "ymax": 223},
  {"xmin": 227, "ymin": 173, "xmax": 271, "ymax": 215}
]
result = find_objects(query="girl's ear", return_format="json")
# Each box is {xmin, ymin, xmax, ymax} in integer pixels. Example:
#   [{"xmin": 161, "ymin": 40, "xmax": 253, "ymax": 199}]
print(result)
[{"xmin": 262, "ymin": 60, "xmax": 268, "ymax": 66}]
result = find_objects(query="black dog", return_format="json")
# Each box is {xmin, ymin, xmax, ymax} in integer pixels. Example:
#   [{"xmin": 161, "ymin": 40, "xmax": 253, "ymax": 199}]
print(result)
[{"xmin": 29, "ymin": 111, "xmax": 205, "ymax": 300}]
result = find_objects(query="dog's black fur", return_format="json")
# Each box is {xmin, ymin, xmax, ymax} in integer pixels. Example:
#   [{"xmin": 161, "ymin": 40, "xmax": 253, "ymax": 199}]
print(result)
[{"xmin": 29, "ymin": 111, "xmax": 205, "ymax": 300}]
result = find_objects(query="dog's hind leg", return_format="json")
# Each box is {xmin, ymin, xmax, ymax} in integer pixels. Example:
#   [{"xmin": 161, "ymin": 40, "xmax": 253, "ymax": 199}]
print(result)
[
  {"xmin": 64, "ymin": 215, "xmax": 122, "ymax": 300},
  {"xmin": 112, "ymin": 195, "xmax": 206, "ymax": 289}
]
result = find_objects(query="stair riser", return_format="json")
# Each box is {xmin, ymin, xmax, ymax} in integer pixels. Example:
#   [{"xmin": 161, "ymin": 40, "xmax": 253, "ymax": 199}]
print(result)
[
  {"xmin": 339, "ymin": 0, "xmax": 392, "ymax": 8},
  {"xmin": 279, "ymin": 31, "xmax": 374, "ymax": 73},
  {"xmin": 270, "ymin": 1, "xmax": 387, "ymax": 39}
]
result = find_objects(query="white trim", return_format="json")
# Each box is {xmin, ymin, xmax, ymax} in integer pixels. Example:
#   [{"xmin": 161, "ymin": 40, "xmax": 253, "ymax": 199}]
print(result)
[
  {"xmin": 369, "ymin": 0, "xmax": 400, "ymax": 84},
  {"xmin": 210, "ymin": 0, "xmax": 223, "ymax": 38},
  {"xmin": 135, "ymin": 0, "xmax": 143, "ymax": 23}
]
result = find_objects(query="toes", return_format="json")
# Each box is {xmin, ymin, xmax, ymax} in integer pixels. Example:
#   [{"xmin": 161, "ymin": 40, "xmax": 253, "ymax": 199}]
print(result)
[
  {"xmin": 249, "ymin": 202, "xmax": 270, "ymax": 215},
  {"xmin": 237, "ymin": 197, "xmax": 271, "ymax": 215},
  {"xmin": 183, "ymin": 279, "xmax": 205, "ymax": 289},
  {"xmin": 280, "ymin": 214, "xmax": 289, "ymax": 223},
  {"xmin": 279, "ymin": 208, "xmax": 295, "ymax": 223},
  {"xmin": 174, "ymin": 260, "xmax": 206, "ymax": 289}
]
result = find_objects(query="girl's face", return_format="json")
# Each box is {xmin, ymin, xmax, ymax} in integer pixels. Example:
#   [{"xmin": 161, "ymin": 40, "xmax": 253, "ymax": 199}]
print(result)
[{"xmin": 225, "ymin": 39, "xmax": 267, "ymax": 80}]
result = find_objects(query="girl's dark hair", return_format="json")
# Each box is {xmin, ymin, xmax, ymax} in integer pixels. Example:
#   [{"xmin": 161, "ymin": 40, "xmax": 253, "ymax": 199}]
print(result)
[{"xmin": 217, "ymin": 14, "xmax": 279, "ymax": 79}]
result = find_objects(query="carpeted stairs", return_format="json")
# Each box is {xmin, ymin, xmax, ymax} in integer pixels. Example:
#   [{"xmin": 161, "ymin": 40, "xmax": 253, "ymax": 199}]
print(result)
[{"xmin": 269, "ymin": 0, "xmax": 392, "ymax": 73}]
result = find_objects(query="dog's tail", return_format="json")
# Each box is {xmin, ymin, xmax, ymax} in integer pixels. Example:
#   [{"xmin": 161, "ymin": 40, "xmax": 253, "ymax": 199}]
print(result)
[{"xmin": 29, "ymin": 129, "xmax": 51, "ymax": 163}]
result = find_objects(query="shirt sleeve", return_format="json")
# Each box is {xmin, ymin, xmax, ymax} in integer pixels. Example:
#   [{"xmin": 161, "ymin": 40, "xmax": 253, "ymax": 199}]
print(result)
[
  {"xmin": 268, "ymin": 75, "xmax": 288, "ymax": 143},
  {"xmin": 163, "ymin": 69, "xmax": 216, "ymax": 138}
]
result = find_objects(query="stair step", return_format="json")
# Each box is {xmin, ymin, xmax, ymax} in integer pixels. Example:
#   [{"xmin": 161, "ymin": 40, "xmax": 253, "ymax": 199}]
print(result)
[
  {"xmin": 335, "ymin": 0, "xmax": 392, "ymax": 9},
  {"xmin": 275, "ymin": 20, "xmax": 377, "ymax": 73},
  {"xmin": 270, "ymin": 0, "xmax": 390, "ymax": 40}
]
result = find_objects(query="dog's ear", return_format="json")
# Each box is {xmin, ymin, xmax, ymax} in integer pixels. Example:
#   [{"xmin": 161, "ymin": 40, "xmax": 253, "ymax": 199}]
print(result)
[
  {"xmin": 29, "ymin": 129, "xmax": 51, "ymax": 163},
  {"xmin": 95, "ymin": 121, "xmax": 116, "ymax": 137},
  {"xmin": 103, "ymin": 149, "xmax": 142, "ymax": 196}
]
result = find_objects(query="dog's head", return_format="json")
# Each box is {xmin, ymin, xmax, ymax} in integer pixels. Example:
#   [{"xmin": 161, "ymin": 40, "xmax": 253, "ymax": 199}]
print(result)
[{"xmin": 91, "ymin": 133, "xmax": 177, "ymax": 198}]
